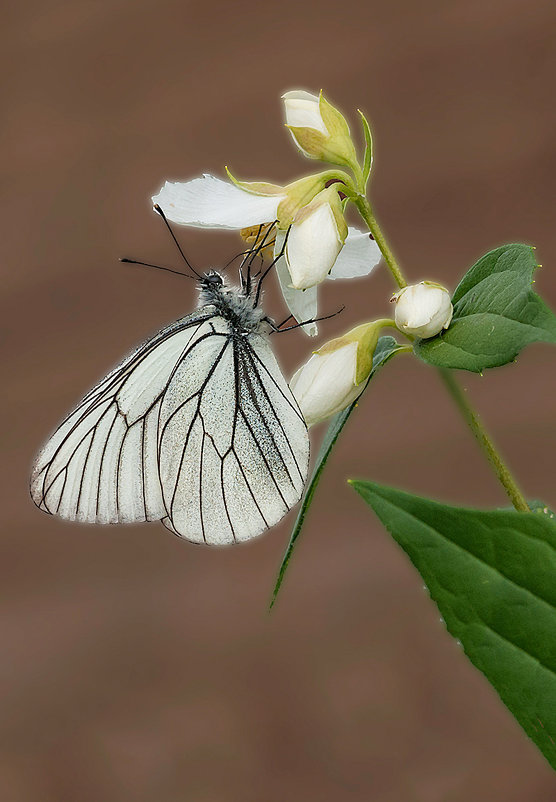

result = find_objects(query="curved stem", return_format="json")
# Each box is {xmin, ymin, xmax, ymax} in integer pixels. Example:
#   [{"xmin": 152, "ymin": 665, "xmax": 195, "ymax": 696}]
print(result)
[
  {"xmin": 439, "ymin": 371, "xmax": 530, "ymax": 511},
  {"xmin": 354, "ymin": 199, "xmax": 529, "ymax": 512}
]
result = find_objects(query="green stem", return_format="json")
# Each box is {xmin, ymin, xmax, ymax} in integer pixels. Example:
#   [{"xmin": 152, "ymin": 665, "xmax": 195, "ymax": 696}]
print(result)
[
  {"xmin": 354, "ymin": 196, "xmax": 407, "ymax": 290},
  {"xmin": 439, "ymin": 371, "xmax": 530, "ymax": 511},
  {"xmin": 355, "ymin": 200, "xmax": 529, "ymax": 512}
]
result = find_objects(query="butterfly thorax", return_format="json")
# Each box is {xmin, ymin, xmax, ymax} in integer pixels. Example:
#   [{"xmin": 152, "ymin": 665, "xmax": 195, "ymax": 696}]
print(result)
[{"xmin": 198, "ymin": 271, "xmax": 265, "ymax": 333}]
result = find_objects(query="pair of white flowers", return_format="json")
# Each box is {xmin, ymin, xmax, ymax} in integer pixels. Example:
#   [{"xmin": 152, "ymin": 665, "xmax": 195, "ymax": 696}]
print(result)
[
  {"xmin": 153, "ymin": 89, "xmax": 453, "ymax": 427},
  {"xmin": 153, "ymin": 91, "xmax": 382, "ymax": 337},
  {"xmin": 292, "ymin": 282, "xmax": 453, "ymax": 425},
  {"xmin": 154, "ymin": 173, "xmax": 378, "ymax": 337}
]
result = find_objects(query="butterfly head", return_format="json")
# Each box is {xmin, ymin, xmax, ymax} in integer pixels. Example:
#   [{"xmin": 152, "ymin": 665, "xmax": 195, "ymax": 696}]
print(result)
[
  {"xmin": 202, "ymin": 270, "xmax": 224, "ymax": 288},
  {"xmin": 198, "ymin": 270, "xmax": 225, "ymax": 304},
  {"xmin": 198, "ymin": 270, "xmax": 264, "ymax": 332}
]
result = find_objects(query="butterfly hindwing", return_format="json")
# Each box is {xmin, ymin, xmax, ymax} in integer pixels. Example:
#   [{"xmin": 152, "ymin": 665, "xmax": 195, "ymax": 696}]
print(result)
[{"xmin": 158, "ymin": 327, "xmax": 310, "ymax": 545}]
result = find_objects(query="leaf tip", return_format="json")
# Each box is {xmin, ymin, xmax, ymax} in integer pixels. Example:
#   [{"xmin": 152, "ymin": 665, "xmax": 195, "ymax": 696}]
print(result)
[{"xmin": 268, "ymin": 582, "xmax": 281, "ymax": 611}]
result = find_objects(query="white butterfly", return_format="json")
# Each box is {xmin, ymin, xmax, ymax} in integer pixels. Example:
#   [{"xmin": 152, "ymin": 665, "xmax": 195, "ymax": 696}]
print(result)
[{"xmin": 30, "ymin": 221, "xmax": 310, "ymax": 546}]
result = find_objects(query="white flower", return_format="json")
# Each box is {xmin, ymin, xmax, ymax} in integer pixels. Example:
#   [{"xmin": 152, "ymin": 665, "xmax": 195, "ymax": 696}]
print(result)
[
  {"xmin": 290, "ymin": 343, "xmax": 363, "ymax": 426},
  {"xmin": 153, "ymin": 174, "xmax": 382, "ymax": 336},
  {"xmin": 281, "ymin": 89, "xmax": 358, "ymax": 170},
  {"xmin": 393, "ymin": 282, "xmax": 453, "ymax": 339},
  {"xmin": 285, "ymin": 186, "xmax": 347, "ymax": 290},
  {"xmin": 290, "ymin": 319, "xmax": 388, "ymax": 425}
]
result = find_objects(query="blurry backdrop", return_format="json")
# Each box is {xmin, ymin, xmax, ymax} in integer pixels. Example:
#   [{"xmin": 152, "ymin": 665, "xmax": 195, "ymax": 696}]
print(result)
[{"xmin": 3, "ymin": 0, "xmax": 556, "ymax": 799}]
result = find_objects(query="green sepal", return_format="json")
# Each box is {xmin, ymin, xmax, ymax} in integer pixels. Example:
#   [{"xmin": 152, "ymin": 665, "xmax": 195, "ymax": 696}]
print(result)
[
  {"xmin": 225, "ymin": 167, "xmax": 284, "ymax": 197},
  {"xmin": 319, "ymin": 91, "xmax": 352, "ymax": 139},
  {"xmin": 357, "ymin": 109, "xmax": 373, "ymax": 186},
  {"xmin": 285, "ymin": 184, "xmax": 348, "ymax": 242},
  {"xmin": 276, "ymin": 173, "xmax": 351, "ymax": 229},
  {"xmin": 287, "ymin": 91, "xmax": 359, "ymax": 173},
  {"xmin": 317, "ymin": 318, "xmax": 395, "ymax": 384}
]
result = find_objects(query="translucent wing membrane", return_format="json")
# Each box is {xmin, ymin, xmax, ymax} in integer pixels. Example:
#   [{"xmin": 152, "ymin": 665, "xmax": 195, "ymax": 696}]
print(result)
[{"xmin": 31, "ymin": 310, "xmax": 309, "ymax": 545}]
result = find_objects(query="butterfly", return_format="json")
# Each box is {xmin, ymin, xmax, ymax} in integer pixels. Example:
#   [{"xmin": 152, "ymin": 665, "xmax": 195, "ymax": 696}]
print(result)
[{"xmin": 30, "ymin": 212, "xmax": 311, "ymax": 546}]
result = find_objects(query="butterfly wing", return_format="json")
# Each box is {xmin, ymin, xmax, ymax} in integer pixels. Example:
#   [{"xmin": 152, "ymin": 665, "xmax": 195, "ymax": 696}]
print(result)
[
  {"xmin": 158, "ymin": 328, "xmax": 310, "ymax": 545},
  {"xmin": 30, "ymin": 311, "xmax": 214, "ymax": 524},
  {"xmin": 32, "ymin": 310, "xmax": 309, "ymax": 544}
]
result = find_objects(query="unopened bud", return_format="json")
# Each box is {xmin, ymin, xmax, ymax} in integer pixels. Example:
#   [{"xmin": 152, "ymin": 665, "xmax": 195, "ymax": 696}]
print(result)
[
  {"xmin": 282, "ymin": 90, "xmax": 358, "ymax": 171},
  {"xmin": 290, "ymin": 320, "xmax": 391, "ymax": 425},
  {"xmin": 393, "ymin": 282, "xmax": 453, "ymax": 339}
]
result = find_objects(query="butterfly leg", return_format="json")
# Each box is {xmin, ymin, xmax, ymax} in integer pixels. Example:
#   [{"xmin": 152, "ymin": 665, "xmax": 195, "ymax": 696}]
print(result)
[{"xmin": 265, "ymin": 306, "xmax": 345, "ymax": 334}]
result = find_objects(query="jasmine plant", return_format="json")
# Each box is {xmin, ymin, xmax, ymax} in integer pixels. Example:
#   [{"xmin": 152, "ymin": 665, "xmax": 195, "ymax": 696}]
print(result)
[{"xmin": 154, "ymin": 89, "xmax": 556, "ymax": 771}]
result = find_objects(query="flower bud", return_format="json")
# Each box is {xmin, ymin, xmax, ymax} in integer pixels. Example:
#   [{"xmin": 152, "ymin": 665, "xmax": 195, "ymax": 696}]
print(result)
[
  {"xmin": 282, "ymin": 90, "xmax": 358, "ymax": 171},
  {"xmin": 393, "ymin": 282, "xmax": 453, "ymax": 339},
  {"xmin": 290, "ymin": 320, "xmax": 389, "ymax": 426},
  {"xmin": 285, "ymin": 186, "xmax": 348, "ymax": 290},
  {"xmin": 283, "ymin": 90, "xmax": 328, "ymax": 136}
]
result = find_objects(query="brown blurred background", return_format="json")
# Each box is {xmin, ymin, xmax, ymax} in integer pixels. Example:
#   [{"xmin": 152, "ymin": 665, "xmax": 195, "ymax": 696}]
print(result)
[{"xmin": 3, "ymin": 0, "xmax": 556, "ymax": 799}]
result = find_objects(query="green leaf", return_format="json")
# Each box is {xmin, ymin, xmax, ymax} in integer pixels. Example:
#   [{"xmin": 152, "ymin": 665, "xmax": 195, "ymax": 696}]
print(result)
[
  {"xmin": 351, "ymin": 480, "xmax": 556, "ymax": 770},
  {"xmin": 270, "ymin": 337, "xmax": 405, "ymax": 608},
  {"xmin": 415, "ymin": 244, "xmax": 556, "ymax": 372}
]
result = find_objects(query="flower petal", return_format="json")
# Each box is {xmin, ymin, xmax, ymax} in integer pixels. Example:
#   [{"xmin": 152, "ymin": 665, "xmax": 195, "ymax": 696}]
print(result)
[
  {"xmin": 282, "ymin": 90, "xmax": 328, "ymax": 135},
  {"xmin": 328, "ymin": 227, "xmax": 382, "ymax": 280},
  {"xmin": 290, "ymin": 343, "xmax": 361, "ymax": 426},
  {"xmin": 274, "ymin": 231, "xmax": 318, "ymax": 337},
  {"xmin": 152, "ymin": 174, "xmax": 284, "ymax": 230},
  {"xmin": 286, "ymin": 202, "xmax": 342, "ymax": 290}
]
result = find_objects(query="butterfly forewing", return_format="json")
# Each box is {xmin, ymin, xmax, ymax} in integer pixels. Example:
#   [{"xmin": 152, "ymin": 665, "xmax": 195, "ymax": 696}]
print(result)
[
  {"xmin": 30, "ymin": 311, "xmax": 213, "ymax": 524},
  {"xmin": 31, "ymin": 306, "xmax": 309, "ymax": 545}
]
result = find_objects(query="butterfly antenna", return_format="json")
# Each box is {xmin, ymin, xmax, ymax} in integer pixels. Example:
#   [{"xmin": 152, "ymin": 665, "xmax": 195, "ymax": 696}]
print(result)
[
  {"xmin": 244, "ymin": 223, "xmax": 264, "ymax": 294},
  {"xmin": 253, "ymin": 225, "xmax": 290, "ymax": 308},
  {"xmin": 236, "ymin": 223, "xmax": 261, "ymax": 292},
  {"xmin": 153, "ymin": 204, "xmax": 203, "ymax": 279},
  {"xmin": 223, "ymin": 249, "xmax": 256, "ymax": 270},
  {"xmin": 237, "ymin": 224, "xmax": 275, "ymax": 290},
  {"xmin": 238, "ymin": 223, "xmax": 263, "ymax": 293},
  {"xmin": 119, "ymin": 257, "xmax": 196, "ymax": 280},
  {"xmin": 245, "ymin": 223, "xmax": 277, "ymax": 295}
]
